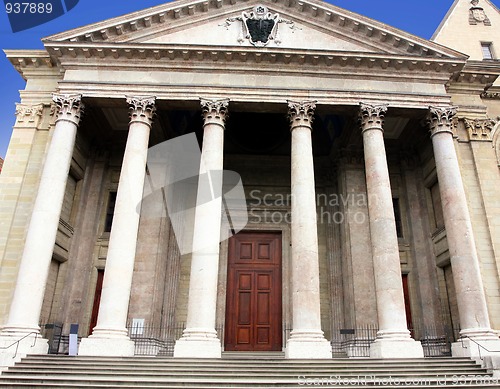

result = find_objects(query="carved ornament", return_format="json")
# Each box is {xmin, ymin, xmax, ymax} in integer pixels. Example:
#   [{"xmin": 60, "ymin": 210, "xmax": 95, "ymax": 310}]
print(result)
[
  {"xmin": 358, "ymin": 103, "xmax": 388, "ymax": 133},
  {"xmin": 469, "ymin": 0, "xmax": 491, "ymax": 26},
  {"xmin": 126, "ymin": 96, "xmax": 156, "ymax": 127},
  {"xmin": 426, "ymin": 106, "xmax": 457, "ymax": 138},
  {"xmin": 221, "ymin": 5, "xmax": 298, "ymax": 47},
  {"xmin": 463, "ymin": 118, "xmax": 497, "ymax": 141},
  {"xmin": 200, "ymin": 98, "xmax": 229, "ymax": 128},
  {"xmin": 287, "ymin": 100, "xmax": 316, "ymax": 131},
  {"xmin": 52, "ymin": 94, "xmax": 84, "ymax": 126}
]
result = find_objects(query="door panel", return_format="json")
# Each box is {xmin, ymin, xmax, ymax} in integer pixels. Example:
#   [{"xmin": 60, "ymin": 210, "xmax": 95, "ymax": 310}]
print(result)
[{"xmin": 225, "ymin": 232, "xmax": 282, "ymax": 351}]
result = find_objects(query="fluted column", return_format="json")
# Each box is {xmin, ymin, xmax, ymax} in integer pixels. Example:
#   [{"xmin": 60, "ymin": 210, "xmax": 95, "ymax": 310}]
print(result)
[
  {"xmin": 359, "ymin": 103, "xmax": 423, "ymax": 358},
  {"xmin": 0, "ymin": 94, "xmax": 83, "ymax": 363},
  {"xmin": 174, "ymin": 98, "xmax": 229, "ymax": 358},
  {"xmin": 427, "ymin": 107, "xmax": 500, "ymax": 358},
  {"xmin": 285, "ymin": 100, "xmax": 331, "ymax": 359},
  {"xmin": 79, "ymin": 96, "xmax": 155, "ymax": 357}
]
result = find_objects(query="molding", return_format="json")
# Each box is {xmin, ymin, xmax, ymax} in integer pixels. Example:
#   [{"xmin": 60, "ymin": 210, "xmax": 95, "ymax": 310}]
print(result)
[
  {"xmin": 41, "ymin": 0, "xmax": 465, "ymax": 60},
  {"xmin": 40, "ymin": 42, "xmax": 465, "ymax": 76},
  {"xmin": 481, "ymin": 91, "xmax": 500, "ymax": 99}
]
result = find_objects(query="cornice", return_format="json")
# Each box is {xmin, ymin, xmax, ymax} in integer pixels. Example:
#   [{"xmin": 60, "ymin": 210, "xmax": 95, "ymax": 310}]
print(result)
[
  {"xmin": 41, "ymin": 0, "xmax": 466, "ymax": 60},
  {"xmin": 4, "ymin": 50, "xmax": 58, "ymax": 79},
  {"xmin": 40, "ymin": 42, "xmax": 465, "ymax": 76}
]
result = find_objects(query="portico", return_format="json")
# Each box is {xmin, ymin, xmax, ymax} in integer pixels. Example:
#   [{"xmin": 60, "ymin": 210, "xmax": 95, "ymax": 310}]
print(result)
[{"xmin": 1, "ymin": 0, "xmax": 500, "ymax": 368}]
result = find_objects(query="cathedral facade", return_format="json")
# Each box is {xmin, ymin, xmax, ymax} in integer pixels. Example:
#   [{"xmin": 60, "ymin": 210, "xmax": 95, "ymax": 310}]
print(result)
[{"xmin": 0, "ymin": 0, "xmax": 499, "ymax": 365}]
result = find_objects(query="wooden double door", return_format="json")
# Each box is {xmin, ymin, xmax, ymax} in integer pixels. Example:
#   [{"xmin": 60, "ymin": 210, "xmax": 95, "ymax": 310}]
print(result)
[{"xmin": 225, "ymin": 231, "xmax": 282, "ymax": 351}]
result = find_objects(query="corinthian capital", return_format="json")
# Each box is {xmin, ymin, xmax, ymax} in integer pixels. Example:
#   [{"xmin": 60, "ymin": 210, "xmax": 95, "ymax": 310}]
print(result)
[
  {"xmin": 463, "ymin": 118, "xmax": 497, "ymax": 141},
  {"xmin": 359, "ymin": 103, "xmax": 388, "ymax": 133},
  {"xmin": 15, "ymin": 103, "xmax": 44, "ymax": 126},
  {"xmin": 287, "ymin": 100, "xmax": 316, "ymax": 131},
  {"xmin": 426, "ymin": 106, "xmax": 457, "ymax": 137},
  {"xmin": 200, "ymin": 98, "xmax": 229, "ymax": 128},
  {"xmin": 52, "ymin": 94, "xmax": 84, "ymax": 126},
  {"xmin": 126, "ymin": 96, "xmax": 156, "ymax": 127}
]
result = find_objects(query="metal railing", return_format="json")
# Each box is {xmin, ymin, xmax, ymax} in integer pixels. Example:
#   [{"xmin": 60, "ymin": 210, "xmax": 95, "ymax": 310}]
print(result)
[
  {"xmin": 330, "ymin": 324, "xmax": 457, "ymax": 358},
  {"xmin": 37, "ymin": 321, "xmax": 461, "ymax": 358},
  {"xmin": 0, "ymin": 331, "xmax": 39, "ymax": 359},
  {"xmin": 459, "ymin": 335, "xmax": 500, "ymax": 360},
  {"xmin": 126, "ymin": 322, "xmax": 225, "ymax": 356}
]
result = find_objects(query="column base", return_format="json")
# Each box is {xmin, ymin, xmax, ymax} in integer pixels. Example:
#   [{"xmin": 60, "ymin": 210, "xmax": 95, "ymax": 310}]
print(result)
[
  {"xmin": 78, "ymin": 336, "xmax": 135, "ymax": 357},
  {"xmin": 285, "ymin": 330, "xmax": 332, "ymax": 359},
  {"xmin": 174, "ymin": 335, "xmax": 221, "ymax": 358},
  {"xmin": 370, "ymin": 339, "xmax": 424, "ymax": 359},
  {"xmin": 452, "ymin": 337, "xmax": 500, "ymax": 360},
  {"xmin": 0, "ymin": 333, "xmax": 49, "ymax": 371}
]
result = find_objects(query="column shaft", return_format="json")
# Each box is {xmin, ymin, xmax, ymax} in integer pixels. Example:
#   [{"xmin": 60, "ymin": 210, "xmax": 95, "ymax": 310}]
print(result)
[
  {"xmin": 359, "ymin": 103, "xmax": 423, "ymax": 358},
  {"xmin": 174, "ymin": 98, "xmax": 228, "ymax": 358},
  {"xmin": 79, "ymin": 96, "xmax": 155, "ymax": 357},
  {"xmin": 2, "ymin": 94, "xmax": 83, "ymax": 335},
  {"xmin": 285, "ymin": 100, "xmax": 331, "ymax": 359},
  {"xmin": 427, "ymin": 107, "xmax": 500, "ymax": 357}
]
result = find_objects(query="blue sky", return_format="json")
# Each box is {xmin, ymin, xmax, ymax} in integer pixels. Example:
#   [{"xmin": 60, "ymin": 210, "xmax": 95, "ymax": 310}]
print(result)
[{"xmin": 0, "ymin": 0, "xmax": 499, "ymax": 159}]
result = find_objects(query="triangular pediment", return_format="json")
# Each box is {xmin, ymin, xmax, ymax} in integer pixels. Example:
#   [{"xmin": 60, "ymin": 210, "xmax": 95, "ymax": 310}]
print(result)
[{"xmin": 43, "ymin": 0, "xmax": 465, "ymax": 59}]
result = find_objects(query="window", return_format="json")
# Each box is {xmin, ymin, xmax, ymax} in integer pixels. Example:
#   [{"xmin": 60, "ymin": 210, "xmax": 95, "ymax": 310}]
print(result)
[
  {"xmin": 392, "ymin": 198, "xmax": 403, "ymax": 238},
  {"xmin": 104, "ymin": 191, "xmax": 117, "ymax": 233},
  {"xmin": 430, "ymin": 182, "xmax": 444, "ymax": 230},
  {"xmin": 481, "ymin": 42, "xmax": 494, "ymax": 60}
]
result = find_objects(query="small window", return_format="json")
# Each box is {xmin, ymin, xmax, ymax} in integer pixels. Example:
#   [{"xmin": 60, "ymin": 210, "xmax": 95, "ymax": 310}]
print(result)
[
  {"xmin": 104, "ymin": 191, "xmax": 117, "ymax": 233},
  {"xmin": 393, "ymin": 198, "xmax": 403, "ymax": 238},
  {"xmin": 481, "ymin": 42, "xmax": 494, "ymax": 60}
]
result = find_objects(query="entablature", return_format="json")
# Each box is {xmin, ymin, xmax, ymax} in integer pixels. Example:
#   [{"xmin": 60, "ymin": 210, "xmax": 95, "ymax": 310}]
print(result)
[{"xmin": 41, "ymin": 42, "xmax": 465, "ymax": 81}]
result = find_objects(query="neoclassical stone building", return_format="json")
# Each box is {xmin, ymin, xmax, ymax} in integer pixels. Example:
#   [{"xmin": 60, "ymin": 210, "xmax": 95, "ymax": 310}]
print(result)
[{"xmin": 0, "ymin": 0, "xmax": 499, "ymax": 364}]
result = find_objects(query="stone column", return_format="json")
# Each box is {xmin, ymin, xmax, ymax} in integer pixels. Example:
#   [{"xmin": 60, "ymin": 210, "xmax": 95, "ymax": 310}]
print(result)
[
  {"xmin": 0, "ymin": 94, "xmax": 83, "ymax": 365},
  {"xmin": 359, "ymin": 103, "xmax": 423, "ymax": 358},
  {"xmin": 427, "ymin": 107, "xmax": 500, "ymax": 358},
  {"xmin": 285, "ymin": 100, "xmax": 331, "ymax": 359},
  {"xmin": 79, "ymin": 96, "xmax": 156, "ymax": 357},
  {"xmin": 174, "ymin": 98, "xmax": 229, "ymax": 358}
]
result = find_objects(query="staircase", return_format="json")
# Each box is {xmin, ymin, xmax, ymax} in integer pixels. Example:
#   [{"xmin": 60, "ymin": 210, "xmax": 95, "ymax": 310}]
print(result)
[{"xmin": 0, "ymin": 355, "xmax": 498, "ymax": 388}]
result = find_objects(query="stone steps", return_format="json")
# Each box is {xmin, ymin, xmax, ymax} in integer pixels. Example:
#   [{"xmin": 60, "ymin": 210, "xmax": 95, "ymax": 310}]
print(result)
[{"xmin": 0, "ymin": 355, "xmax": 497, "ymax": 388}]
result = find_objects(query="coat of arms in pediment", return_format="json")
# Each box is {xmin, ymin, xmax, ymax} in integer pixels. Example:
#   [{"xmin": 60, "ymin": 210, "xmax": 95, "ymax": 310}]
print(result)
[
  {"xmin": 469, "ymin": 0, "xmax": 491, "ymax": 25},
  {"xmin": 221, "ymin": 5, "xmax": 298, "ymax": 47}
]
